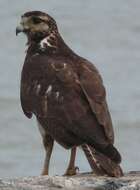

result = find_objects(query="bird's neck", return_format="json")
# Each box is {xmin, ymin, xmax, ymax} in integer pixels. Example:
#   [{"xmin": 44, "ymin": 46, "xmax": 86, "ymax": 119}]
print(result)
[{"xmin": 27, "ymin": 32, "xmax": 76, "ymax": 57}]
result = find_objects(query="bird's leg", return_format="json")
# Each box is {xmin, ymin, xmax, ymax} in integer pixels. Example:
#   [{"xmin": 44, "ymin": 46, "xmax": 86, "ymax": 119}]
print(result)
[
  {"xmin": 64, "ymin": 147, "xmax": 79, "ymax": 176},
  {"xmin": 41, "ymin": 134, "xmax": 54, "ymax": 175}
]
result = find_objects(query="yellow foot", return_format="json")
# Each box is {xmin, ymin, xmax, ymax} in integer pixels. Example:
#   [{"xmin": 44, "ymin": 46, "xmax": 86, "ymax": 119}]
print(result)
[
  {"xmin": 41, "ymin": 170, "xmax": 48, "ymax": 176},
  {"xmin": 64, "ymin": 166, "xmax": 79, "ymax": 176}
]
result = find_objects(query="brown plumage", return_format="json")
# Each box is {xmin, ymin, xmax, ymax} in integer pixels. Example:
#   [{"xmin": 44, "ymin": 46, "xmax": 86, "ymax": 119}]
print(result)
[{"xmin": 16, "ymin": 11, "xmax": 123, "ymax": 177}]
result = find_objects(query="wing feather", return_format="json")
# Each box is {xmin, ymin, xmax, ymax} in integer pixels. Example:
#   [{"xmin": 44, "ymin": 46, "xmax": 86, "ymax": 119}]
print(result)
[
  {"xmin": 20, "ymin": 55, "xmax": 114, "ymax": 144},
  {"xmin": 20, "ymin": 56, "xmax": 51, "ymax": 119},
  {"xmin": 78, "ymin": 61, "xmax": 114, "ymax": 143}
]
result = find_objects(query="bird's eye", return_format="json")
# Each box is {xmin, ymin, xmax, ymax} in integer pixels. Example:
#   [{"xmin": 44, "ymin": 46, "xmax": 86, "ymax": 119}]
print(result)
[{"xmin": 32, "ymin": 17, "xmax": 42, "ymax": 24}]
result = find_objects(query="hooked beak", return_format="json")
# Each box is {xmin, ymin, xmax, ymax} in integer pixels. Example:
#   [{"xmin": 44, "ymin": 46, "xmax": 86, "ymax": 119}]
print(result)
[{"xmin": 16, "ymin": 24, "xmax": 24, "ymax": 36}]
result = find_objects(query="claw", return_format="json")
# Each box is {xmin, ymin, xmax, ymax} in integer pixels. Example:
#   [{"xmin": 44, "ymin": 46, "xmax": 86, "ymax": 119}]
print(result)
[
  {"xmin": 64, "ymin": 166, "xmax": 79, "ymax": 176},
  {"xmin": 41, "ymin": 170, "xmax": 48, "ymax": 176},
  {"xmin": 75, "ymin": 166, "xmax": 79, "ymax": 173}
]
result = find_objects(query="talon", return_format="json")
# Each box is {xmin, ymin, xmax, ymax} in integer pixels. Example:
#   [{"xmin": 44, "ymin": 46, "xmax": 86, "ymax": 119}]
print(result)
[
  {"xmin": 64, "ymin": 166, "xmax": 79, "ymax": 176},
  {"xmin": 41, "ymin": 170, "xmax": 49, "ymax": 176},
  {"xmin": 75, "ymin": 166, "xmax": 79, "ymax": 173}
]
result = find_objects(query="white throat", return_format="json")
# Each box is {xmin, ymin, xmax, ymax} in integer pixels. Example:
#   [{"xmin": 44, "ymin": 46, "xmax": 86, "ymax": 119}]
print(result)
[
  {"xmin": 40, "ymin": 34, "xmax": 57, "ymax": 50},
  {"xmin": 40, "ymin": 36, "xmax": 52, "ymax": 49}
]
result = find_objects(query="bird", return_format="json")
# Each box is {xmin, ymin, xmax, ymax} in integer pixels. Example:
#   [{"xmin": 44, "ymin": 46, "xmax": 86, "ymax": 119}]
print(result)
[{"xmin": 16, "ymin": 11, "xmax": 123, "ymax": 177}]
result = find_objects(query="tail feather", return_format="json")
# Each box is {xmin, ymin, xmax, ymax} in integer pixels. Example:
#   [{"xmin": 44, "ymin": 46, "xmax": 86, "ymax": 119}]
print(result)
[
  {"xmin": 101, "ymin": 144, "xmax": 122, "ymax": 164},
  {"xmin": 82, "ymin": 144, "xmax": 123, "ymax": 177},
  {"xmin": 82, "ymin": 144, "xmax": 106, "ymax": 176}
]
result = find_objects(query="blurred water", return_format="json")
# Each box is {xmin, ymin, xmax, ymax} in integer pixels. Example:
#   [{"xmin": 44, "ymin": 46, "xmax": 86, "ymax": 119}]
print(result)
[{"xmin": 0, "ymin": 0, "xmax": 140, "ymax": 178}]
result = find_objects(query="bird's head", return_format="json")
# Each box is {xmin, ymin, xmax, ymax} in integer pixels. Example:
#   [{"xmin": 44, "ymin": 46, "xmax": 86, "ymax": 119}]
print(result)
[{"xmin": 16, "ymin": 11, "xmax": 58, "ymax": 44}]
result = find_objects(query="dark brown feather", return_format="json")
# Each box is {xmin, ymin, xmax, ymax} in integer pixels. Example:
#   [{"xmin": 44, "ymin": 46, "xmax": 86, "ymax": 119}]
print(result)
[
  {"xmin": 21, "ymin": 50, "xmax": 120, "ymax": 162},
  {"xmin": 19, "ymin": 11, "xmax": 122, "ymax": 176},
  {"xmin": 77, "ymin": 60, "xmax": 114, "ymax": 144},
  {"xmin": 82, "ymin": 144, "xmax": 123, "ymax": 177}
]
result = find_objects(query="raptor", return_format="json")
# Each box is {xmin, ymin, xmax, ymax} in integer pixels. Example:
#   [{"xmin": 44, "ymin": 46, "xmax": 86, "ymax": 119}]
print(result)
[{"xmin": 16, "ymin": 11, "xmax": 123, "ymax": 177}]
